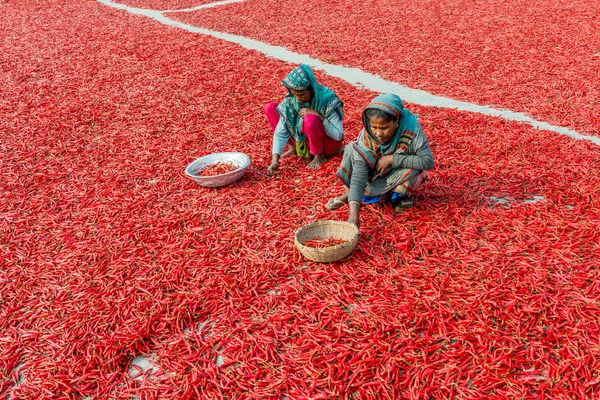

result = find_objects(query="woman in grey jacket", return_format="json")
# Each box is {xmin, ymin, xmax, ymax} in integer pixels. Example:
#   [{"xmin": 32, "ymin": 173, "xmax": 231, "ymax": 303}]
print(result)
[{"xmin": 326, "ymin": 93, "xmax": 434, "ymax": 228}]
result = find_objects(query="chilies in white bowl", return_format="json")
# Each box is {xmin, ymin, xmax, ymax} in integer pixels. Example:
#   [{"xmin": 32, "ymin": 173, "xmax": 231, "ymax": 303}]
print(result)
[{"xmin": 185, "ymin": 152, "xmax": 251, "ymax": 188}]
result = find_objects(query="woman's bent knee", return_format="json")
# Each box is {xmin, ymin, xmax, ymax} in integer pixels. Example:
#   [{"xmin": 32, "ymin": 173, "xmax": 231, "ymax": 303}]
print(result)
[{"xmin": 265, "ymin": 102, "xmax": 278, "ymax": 115}]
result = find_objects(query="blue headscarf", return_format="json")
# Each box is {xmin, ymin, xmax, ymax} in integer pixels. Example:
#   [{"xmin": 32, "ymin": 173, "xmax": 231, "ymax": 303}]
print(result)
[{"xmin": 276, "ymin": 64, "xmax": 343, "ymax": 157}]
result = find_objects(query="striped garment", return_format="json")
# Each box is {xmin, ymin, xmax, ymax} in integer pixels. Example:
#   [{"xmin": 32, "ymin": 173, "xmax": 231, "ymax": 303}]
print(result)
[{"xmin": 334, "ymin": 93, "xmax": 433, "ymax": 203}]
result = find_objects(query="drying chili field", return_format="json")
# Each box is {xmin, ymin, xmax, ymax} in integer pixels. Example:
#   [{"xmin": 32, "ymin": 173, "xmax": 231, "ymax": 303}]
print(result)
[{"xmin": 1, "ymin": 0, "xmax": 599, "ymax": 398}]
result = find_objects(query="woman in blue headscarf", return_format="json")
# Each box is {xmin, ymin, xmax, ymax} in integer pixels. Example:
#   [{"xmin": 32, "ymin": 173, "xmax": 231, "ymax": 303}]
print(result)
[
  {"xmin": 265, "ymin": 64, "xmax": 344, "ymax": 176},
  {"xmin": 326, "ymin": 94, "xmax": 434, "ymax": 228}
]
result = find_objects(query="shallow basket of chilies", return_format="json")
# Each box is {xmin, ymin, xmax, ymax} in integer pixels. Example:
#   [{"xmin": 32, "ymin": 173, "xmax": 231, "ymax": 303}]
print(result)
[
  {"xmin": 295, "ymin": 220, "xmax": 360, "ymax": 263},
  {"xmin": 185, "ymin": 152, "xmax": 251, "ymax": 188}
]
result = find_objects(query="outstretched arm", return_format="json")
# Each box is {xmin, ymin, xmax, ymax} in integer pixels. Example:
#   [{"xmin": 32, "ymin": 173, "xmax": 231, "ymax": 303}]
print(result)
[
  {"xmin": 268, "ymin": 119, "xmax": 289, "ymax": 176},
  {"xmin": 346, "ymin": 154, "xmax": 369, "ymax": 228},
  {"xmin": 272, "ymin": 119, "xmax": 289, "ymax": 155}
]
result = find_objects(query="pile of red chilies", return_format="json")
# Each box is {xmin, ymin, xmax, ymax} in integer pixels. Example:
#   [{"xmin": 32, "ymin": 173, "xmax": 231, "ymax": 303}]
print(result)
[
  {"xmin": 1, "ymin": 0, "xmax": 599, "ymax": 398},
  {"xmin": 303, "ymin": 237, "xmax": 348, "ymax": 249},
  {"xmin": 198, "ymin": 162, "xmax": 238, "ymax": 177}
]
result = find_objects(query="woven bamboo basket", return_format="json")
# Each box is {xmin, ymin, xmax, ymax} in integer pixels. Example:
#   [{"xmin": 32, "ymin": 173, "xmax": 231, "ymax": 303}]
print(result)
[{"xmin": 295, "ymin": 220, "xmax": 360, "ymax": 263}]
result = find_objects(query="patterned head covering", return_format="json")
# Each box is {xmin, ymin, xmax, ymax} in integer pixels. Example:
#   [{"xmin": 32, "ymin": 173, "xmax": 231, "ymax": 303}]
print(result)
[
  {"xmin": 353, "ymin": 93, "xmax": 419, "ymax": 168},
  {"xmin": 362, "ymin": 93, "xmax": 404, "ymax": 122},
  {"xmin": 281, "ymin": 66, "xmax": 312, "ymax": 91},
  {"xmin": 276, "ymin": 64, "xmax": 344, "ymax": 157}
]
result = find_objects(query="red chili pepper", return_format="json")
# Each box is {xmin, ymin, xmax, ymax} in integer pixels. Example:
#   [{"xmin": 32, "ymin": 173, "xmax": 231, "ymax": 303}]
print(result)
[
  {"xmin": 198, "ymin": 162, "xmax": 238, "ymax": 177},
  {"xmin": 303, "ymin": 237, "xmax": 348, "ymax": 248}
]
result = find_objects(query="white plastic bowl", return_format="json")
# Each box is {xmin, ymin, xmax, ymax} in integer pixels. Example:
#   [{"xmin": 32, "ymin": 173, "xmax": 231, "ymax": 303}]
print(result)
[{"xmin": 185, "ymin": 152, "xmax": 251, "ymax": 188}]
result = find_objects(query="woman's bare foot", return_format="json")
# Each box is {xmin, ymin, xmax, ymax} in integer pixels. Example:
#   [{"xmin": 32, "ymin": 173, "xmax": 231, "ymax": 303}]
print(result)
[
  {"xmin": 393, "ymin": 197, "xmax": 414, "ymax": 212},
  {"xmin": 281, "ymin": 146, "xmax": 296, "ymax": 158},
  {"xmin": 307, "ymin": 154, "xmax": 327, "ymax": 169},
  {"xmin": 325, "ymin": 193, "xmax": 349, "ymax": 210},
  {"xmin": 282, "ymin": 139, "xmax": 296, "ymax": 158}
]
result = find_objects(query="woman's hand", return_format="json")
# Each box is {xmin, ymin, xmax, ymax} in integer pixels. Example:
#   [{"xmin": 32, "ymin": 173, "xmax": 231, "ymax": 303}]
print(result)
[
  {"xmin": 375, "ymin": 155, "xmax": 393, "ymax": 175},
  {"xmin": 267, "ymin": 161, "xmax": 279, "ymax": 177},
  {"xmin": 268, "ymin": 154, "xmax": 281, "ymax": 177},
  {"xmin": 348, "ymin": 201, "xmax": 361, "ymax": 228},
  {"xmin": 299, "ymin": 108, "xmax": 323, "ymax": 120}
]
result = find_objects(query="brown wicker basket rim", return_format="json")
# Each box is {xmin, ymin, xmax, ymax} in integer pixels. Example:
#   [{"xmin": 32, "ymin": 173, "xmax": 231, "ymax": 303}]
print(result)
[{"xmin": 294, "ymin": 220, "xmax": 359, "ymax": 252}]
